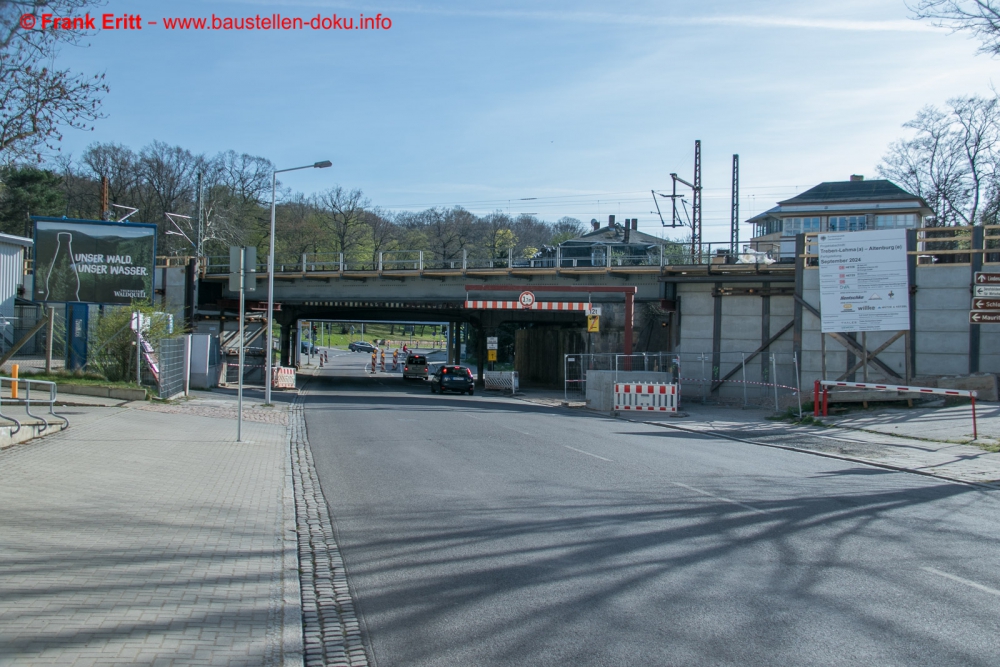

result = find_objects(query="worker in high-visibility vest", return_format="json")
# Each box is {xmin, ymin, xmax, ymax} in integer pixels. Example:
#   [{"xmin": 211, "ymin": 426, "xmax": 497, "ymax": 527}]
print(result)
[
  {"xmin": 371, "ymin": 350, "xmax": 377, "ymax": 374},
  {"xmin": 392, "ymin": 349, "xmax": 399, "ymax": 370},
  {"xmin": 380, "ymin": 348, "xmax": 386, "ymax": 371}
]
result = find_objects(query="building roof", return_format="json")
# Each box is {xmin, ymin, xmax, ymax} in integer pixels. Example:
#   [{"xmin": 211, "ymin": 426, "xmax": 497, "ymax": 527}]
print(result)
[
  {"xmin": 778, "ymin": 179, "xmax": 919, "ymax": 205},
  {"xmin": 0, "ymin": 232, "xmax": 32, "ymax": 248},
  {"xmin": 746, "ymin": 206, "xmax": 780, "ymax": 225},
  {"xmin": 562, "ymin": 224, "xmax": 664, "ymax": 246}
]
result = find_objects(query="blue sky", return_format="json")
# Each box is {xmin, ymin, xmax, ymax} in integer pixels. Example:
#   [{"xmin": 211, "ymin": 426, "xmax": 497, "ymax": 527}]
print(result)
[{"xmin": 53, "ymin": 0, "xmax": 997, "ymax": 241}]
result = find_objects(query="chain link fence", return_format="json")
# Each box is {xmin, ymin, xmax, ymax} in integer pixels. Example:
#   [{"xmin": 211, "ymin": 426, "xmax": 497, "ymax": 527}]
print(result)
[{"xmin": 157, "ymin": 337, "xmax": 187, "ymax": 399}]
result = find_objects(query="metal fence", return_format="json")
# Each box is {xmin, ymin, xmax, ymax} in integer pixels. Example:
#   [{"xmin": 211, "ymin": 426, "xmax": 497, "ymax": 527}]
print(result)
[
  {"xmin": 564, "ymin": 353, "xmax": 680, "ymax": 398},
  {"xmin": 157, "ymin": 337, "xmax": 187, "ymax": 399}
]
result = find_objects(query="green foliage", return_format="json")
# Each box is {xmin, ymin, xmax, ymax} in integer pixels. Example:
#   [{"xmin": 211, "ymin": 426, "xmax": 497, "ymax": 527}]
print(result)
[
  {"xmin": 0, "ymin": 166, "xmax": 64, "ymax": 236},
  {"xmin": 87, "ymin": 301, "xmax": 186, "ymax": 383}
]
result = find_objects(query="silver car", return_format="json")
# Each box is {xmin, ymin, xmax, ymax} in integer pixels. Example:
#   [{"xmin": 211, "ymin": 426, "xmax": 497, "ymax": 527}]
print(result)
[{"xmin": 403, "ymin": 354, "xmax": 429, "ymax": 380}]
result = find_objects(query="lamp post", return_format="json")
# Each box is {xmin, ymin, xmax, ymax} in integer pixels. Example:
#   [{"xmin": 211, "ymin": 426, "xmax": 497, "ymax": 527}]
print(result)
[{"xmin": 265, "ymin": 160, "xmax": 332, "ymax": 405}]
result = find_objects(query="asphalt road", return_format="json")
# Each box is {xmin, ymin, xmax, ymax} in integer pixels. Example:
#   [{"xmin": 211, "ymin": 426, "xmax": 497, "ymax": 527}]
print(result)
[{"xmin": 304, "ymin": 350, "xmax": 1000, "ymax": 666}]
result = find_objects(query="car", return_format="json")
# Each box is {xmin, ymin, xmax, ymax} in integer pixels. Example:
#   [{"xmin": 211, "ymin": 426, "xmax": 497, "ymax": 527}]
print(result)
[
  {"xmin": 429, "ymin": 365, "xmax": 475, "ymax": 395},
  {"xmin": 403, "ymin": 354, "xmax": 429, "ymax": 380},
  {"xmin": 300, "ymin": 341, "xmax": 318, "ymax": 354},
  {"xmin": 349, "ymin": 341, "xmax": 376, "ymax": 353}
]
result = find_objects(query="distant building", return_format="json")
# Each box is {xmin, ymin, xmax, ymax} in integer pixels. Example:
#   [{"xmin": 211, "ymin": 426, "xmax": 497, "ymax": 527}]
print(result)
[
  {"xmin": 747, "ymin": 176, "xmax": 932, "ymax": 260},
  {"xmin": 547, "ymin": 215, "xmax": 675, "ymax": 267},
  {"xmin": 0, "ymin": 232, "xmax": 33, "ymax": 349}
]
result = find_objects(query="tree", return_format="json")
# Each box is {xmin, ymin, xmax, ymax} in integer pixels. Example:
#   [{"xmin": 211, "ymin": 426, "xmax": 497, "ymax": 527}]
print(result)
[
  {"xmin": 551, "ymin": 216, "xmax": 585, "ymax": 244},
  {"xmin": 911, "ymin": 0, "xmax": 1000, "ymax": 55},
  {"xmin": 877, "ymin": 95, "xmax": 1000, "ymax": 225},
  {"xmin": 316, "ymin": 185, "xmax": 369, "ymax": 264},
  {"xmin": 0, "ymin": 165, "xmax": 64, "ymax": 236},
  {"xmin": 0, "ymin": 1, "xmax": 108, "ymax": 164}
]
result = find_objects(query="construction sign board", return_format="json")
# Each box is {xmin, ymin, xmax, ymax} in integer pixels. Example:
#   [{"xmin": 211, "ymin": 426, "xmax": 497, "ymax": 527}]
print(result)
[
  {"xmin": 817, "ymin": 229, "xmax": 910, "ymax": 333},
  {"xmin": 587, "ymin": 314, "xmax": 600, "ymax": 332}
]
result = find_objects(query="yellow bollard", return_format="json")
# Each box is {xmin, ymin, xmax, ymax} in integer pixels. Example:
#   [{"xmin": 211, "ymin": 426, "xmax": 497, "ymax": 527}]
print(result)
[{"xmin": 11, "ymin": 363, "xmax": 18, "ymax": 399}]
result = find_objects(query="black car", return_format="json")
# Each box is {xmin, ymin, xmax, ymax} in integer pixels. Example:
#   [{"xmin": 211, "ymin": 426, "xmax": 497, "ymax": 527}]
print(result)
[
  {"xmin": 349, "ymin": 341, "xmax": 376, "ymax": 353},
  {"xmin": 429, "ymin": 365, "xmax": 475, "ymax": 395}
]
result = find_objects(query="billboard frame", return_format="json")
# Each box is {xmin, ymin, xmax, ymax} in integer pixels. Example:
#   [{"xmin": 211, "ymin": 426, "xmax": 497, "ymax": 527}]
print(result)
[{"xmin": 31, "ymin": 216, "xmax": 158, "ymax": 306}]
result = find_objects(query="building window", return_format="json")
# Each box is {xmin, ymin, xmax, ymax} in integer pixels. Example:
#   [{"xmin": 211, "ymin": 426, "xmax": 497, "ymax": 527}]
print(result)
[
  {"xmin": 829, "ymin": 215, "xmax": 868, "ymax": 232},
  {"xmin": 782, "ymin": 217, "xmax": 821, "ymax": 236},
  {"xmin": 875, "ymin": 213, "xmax": 918, "ymax": 229}
]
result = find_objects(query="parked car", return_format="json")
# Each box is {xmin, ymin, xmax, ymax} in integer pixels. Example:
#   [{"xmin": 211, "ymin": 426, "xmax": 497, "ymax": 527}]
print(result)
[
  {"xmin": 301, "ymin": 341, "xmax": 318, "ymax": 354},
  {"xmin": 429, "ymin": 365, "xmax": 475, "ymax": 395},
  {"xmin": 403, "ymin": 354, "xmax": 429, "ymax": 380},
  {"xmin": 349, "ymin": 340, "xmax": 376, "ymax": 353}
]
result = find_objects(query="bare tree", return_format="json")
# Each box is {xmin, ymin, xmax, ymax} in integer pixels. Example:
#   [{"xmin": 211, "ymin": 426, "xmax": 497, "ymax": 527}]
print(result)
[
  {"xmin": 878, "ymin": 96, "xmax": 1000, "ymax": 225},
  {"xmin": 315, "ymin": 185, "xmax": 369, "ymax": 263},
  {"xmin": 200, "ymin": 150, "xmax": 274, "ymax": 251},
  {"xmin": 0, "ymin": 1, "xmax": 108, "ymax": 163},
  {"xmin": 363, "ymin": 207, "xmax": 397, "ymax": 269},
  {"xmin": 911, "ymin": 0, "xmax": 1000, "ymax": 55}
]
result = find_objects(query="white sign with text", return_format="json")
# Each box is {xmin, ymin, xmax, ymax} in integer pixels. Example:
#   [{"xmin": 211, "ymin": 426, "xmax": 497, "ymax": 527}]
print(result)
[{"xmin": 818, "ymin": 229, "xmax": 909, "ymax": 333}]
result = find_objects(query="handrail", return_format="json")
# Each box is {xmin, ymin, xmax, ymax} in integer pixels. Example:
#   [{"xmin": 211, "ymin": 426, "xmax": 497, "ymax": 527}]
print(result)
[{"xmin": 0, "ymin": 376, "xmax": 69, "ymax": 433}]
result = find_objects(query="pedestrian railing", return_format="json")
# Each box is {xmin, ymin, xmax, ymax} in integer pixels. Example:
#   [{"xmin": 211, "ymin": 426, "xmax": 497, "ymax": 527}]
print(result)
[{"xmin": 0, "ymin": 376, "xmax": 69, "ymax": 434}]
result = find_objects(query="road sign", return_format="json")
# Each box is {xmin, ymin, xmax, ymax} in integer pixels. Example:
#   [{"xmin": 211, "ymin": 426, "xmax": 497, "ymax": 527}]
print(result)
[
  {"xmin": 587, "ymin": 314, "xmax": 600, "ymax": 332},
  {"xmin": 486, "ymin": 336, "xmax": 498, "ymax": 350},
  {"xmin": 817, "ymin": 229, "xmax": 909, "ymax": 333},
  {"xmin": 970, "ymin": 310, "xmax": 1000, "ymax": 324},
  {"xmin": 974, "ymin": 285, "xmax": 1000, "ymax": 297},
  {"xmin": 487, "ymin": 349, "xmax": 498, "ymax": 362},
  {"xmin": 974, "ymin": 272, "xmax": 1000, "ymax": 284},
  {"xmin": 586, "ymin": 305, "xmax": 602, "ymax": 316},
  {"xmin": 972, "ymin": 298, "xmax": 1000, "ymax": 310},
  {"xmin": 518, "ymin": 291, "xmax": 535, "ymax": 308}
]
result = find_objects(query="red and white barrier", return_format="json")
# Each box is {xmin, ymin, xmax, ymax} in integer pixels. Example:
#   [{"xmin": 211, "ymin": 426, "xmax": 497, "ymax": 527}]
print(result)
[
  {"xmin": 272, "ymin": 366, "xmax": 296, "ymax": 389},
  {"xmin": 614, "ymin": 383, "xmax": 678, "ymax": 412},
  {"xmin": 814, "ymin": 380, "xmax": 979, "ymax": 439},
  {"xmin": 465, "ymin": 300, "xmax": 589, "ymax": 311}
]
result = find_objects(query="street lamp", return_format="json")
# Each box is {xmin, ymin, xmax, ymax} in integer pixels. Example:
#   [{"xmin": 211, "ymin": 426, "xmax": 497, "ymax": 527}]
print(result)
[{"xmin": 265, "ymin": 160, "xmax": 332, "ymax": 404}]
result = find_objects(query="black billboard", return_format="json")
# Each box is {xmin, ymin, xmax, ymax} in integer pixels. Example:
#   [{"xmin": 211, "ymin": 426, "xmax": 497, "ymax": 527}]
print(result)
[{"xmin": 33, "ymin": 217, "xmax": 157, "ymax": 304}]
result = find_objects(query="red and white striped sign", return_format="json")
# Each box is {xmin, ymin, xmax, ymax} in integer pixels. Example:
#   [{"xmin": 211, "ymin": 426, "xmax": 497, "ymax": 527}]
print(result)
[
  {"xmin": 465, "ymin": 300, "xmax": 589, "ymax": 311},
  {"xmin": 614, "ymin": 383, "xmax": 678, "ymax": 412}
]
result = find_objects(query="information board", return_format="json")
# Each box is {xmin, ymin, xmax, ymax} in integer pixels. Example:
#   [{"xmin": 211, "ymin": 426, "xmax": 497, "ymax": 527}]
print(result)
[{"xmin": 818, "ymin": 229, "xmax": 909, "ymax": 333}]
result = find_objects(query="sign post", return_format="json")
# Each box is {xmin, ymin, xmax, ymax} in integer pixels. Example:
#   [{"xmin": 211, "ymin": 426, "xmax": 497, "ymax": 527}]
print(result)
[
  {"xmin": 230, "ymin": 246, "xmax": 256, "ymax": 442},
  {"xmin": 486, "ymin": 336, "xmax": 498, "ymax": 365},
  {"xmin": 970, "ymin": 273, "xmax": 1000, "ymax": 323}
]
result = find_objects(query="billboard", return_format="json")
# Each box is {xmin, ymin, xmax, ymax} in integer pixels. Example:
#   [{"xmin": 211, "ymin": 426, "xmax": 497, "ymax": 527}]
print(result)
[{"xmin": 32, "ymin": 217, "xmax": 157, "ymax": 304}]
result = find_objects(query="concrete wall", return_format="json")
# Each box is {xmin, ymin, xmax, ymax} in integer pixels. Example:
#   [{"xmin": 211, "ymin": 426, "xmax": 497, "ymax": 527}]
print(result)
[{"xmin": 676, "ymin": 262, "xmax": 1000, "ymax": 397}]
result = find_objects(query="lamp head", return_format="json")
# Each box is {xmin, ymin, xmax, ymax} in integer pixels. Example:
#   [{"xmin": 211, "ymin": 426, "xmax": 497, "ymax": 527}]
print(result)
[{"xmin": 313, "ymin": 160, "xmax": 333, "ymax": 169}]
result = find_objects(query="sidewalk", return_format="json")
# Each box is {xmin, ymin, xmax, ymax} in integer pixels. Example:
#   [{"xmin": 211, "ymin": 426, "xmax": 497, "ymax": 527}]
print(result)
[
  {"xmin": 0, "ymin": 394, "xmax": 299, "ymax": 666},
  {"xmin": 514, "ymin": 388, "xmax": 1000, "ymax": 486}
]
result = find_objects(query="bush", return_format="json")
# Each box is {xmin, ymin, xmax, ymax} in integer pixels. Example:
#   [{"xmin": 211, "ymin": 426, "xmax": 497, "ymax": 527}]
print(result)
[{"xmin": 87, "ymin": 301, "xmax": 185, "ymax": 383}]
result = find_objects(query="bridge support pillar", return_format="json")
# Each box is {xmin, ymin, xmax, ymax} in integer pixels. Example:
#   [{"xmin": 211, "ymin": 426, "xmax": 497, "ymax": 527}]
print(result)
[{"xmin": 279, "ymin": 321, "xmax": 292, "ymax": 367}]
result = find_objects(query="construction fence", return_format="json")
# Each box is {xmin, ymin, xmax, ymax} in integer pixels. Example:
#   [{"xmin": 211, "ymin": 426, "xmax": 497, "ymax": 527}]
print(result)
[{"xmin": 565, "ymin": 351, "xmax": 805, "ymax": 412}]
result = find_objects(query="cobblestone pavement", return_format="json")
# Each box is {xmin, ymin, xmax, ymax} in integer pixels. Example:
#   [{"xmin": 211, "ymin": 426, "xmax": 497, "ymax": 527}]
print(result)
[
  {"xmin": 289, "ymin": 398, "xmax": 370, "ymax": 667},
  {"xmin": 132, "ymin": 400, "xmax": 290, "ymax": 425},
  {"xmin": 0, "ymin": 404, "xmax": 299, "ymax": 666}
]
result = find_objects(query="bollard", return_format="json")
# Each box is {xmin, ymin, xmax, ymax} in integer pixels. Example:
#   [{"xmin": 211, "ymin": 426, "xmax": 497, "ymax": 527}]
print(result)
[
  {"xmin": 814, "ymin": 380, "xmax": 820, "ymax": 417},
  {"xmin": 11, "ymin": 363, "xmax": 18, "ymax": 399}
]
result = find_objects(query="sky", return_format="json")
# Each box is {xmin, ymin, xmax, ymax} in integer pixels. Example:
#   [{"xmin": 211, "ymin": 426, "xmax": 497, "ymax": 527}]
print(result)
[{"xmin": 47, "ymin": 0, "xmax": 999, "ymax": 242}]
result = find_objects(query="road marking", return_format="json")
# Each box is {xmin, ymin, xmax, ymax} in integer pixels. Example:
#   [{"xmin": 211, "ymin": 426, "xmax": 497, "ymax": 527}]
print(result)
[
  {"xmin": 563, "ymin": 445, "xmax": 612, "ymax": 462},
  {"xmin": 670, "ymin": 481, "xmax": 767, "ymax": 515},
  {"xmin": 921, "ymin": 567, "xmax": 1000, "ymax": 597}
]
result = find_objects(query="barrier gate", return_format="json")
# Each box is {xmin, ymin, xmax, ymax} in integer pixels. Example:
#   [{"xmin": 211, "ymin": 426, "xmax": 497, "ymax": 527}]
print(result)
[{"xmin": 614, "ymin": 382, "xmax": 678, "ymax": 413}]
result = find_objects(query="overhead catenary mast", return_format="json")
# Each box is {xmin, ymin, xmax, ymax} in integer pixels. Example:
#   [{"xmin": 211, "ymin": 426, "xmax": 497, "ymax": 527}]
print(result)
[{"xmin": 730, "ymin": 154, "xmax": 739, "ymax": 256}]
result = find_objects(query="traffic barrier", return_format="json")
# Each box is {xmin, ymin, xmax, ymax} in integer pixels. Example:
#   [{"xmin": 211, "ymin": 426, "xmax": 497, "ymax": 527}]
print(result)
[
  {"xmin": 614, "ymin": 382, "xmax": 678, "ymax": 413},
  {"xmin": 814, "ymin": 380, "xmax": 978, "ymax": 439},
  {"xmin": 272, "ymin": 366, "xmax": 296, "ymax": 389},
  {"xmin": 484, "ymin": 371, "xmax": 519, "ymax": 394}
]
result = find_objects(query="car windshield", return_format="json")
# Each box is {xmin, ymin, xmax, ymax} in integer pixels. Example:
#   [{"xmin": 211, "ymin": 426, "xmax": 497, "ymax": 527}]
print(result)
[
  {"xmin": 408, "ymin": 356, "xmax": 426, "ymax": 364},
  {"xmin": 444, "ymin": 367, "xmax": 470, "ymax": 375}
]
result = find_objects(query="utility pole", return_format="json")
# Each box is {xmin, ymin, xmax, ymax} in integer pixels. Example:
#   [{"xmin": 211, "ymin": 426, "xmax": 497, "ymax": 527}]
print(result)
[
  {"xmin": 195, "ymin": 171, "xmax": 203, "ymax": 258},
  {"xmin": 730, "ymin": 154, "xmax": 739, "ymax": 257},
  {"xmin": 99, "ymin": 176, "xmax": 109, "ymax": 221}
]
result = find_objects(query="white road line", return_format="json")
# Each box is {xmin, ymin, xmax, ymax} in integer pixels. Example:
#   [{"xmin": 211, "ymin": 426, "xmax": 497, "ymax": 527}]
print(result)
[
  {"xmin": 670, "ymin": 481, "xmax": 768, "ymax": 515},
  {"xmin": 921, "ymin": 567, "xmax": 1000, "ymax": 597},
  {"xmin": 563, "ymin": 445, "xmax": 613, "ymax": 462}
]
